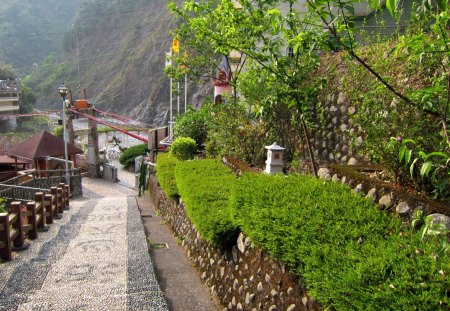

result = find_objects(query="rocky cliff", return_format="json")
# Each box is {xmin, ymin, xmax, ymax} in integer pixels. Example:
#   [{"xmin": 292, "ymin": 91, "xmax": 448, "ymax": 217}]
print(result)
[{"xmin": 25, "ymin": 0, "xmax": 212, "ymax": 125}]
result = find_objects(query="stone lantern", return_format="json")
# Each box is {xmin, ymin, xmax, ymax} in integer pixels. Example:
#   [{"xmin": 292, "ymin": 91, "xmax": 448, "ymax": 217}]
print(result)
[{"xmin": 265, "ymin": 142, "xmax": 285, "ymax": 174}]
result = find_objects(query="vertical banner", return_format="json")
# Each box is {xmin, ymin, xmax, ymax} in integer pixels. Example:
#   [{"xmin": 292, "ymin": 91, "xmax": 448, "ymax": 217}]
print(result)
[{"xmin": 172, "ymin": 38, "xmax": 180, "ymax": 54}]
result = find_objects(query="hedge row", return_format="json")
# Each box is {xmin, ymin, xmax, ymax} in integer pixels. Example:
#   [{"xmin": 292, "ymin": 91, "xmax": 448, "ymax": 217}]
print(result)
[
  {"xmin": 231, "ymin": 174, "xmax": 450, "ymax": 310},
  {"xmin": 155, "ymin": 153, "xmax": 180, "ymax": 200},
  {"xmin": 155, "ymin": 157, "xmax": 450, "ymax": 310},
  {"xmin": 175, "ymin": 159, "xmax": 239, "ymax": 247}
]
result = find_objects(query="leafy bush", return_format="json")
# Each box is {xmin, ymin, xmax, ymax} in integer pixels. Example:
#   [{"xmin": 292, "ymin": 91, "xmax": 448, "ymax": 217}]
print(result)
[
  {"xmin": 0, "ymin": 198, "xmax": 6, "ymax": 213},
  {"xmin": 53, "ymin": 126, "xmax": 63, "ymax": 139},
  {"xmin": 231, "ymin": 173, "xmax": 450, "ymax": 310},
  {"xmin": 155, "ymin": 153, "xmax": 180, "ymax": 200},
  {"xmin": 206, "ymin": 103, "xmax": 268, "ymax": 166},
  {"xmin": 118, "ymin": 143, "xmax": 147, "ymax": 168},
  {"xmin": 170, "ymin": 137, "xmax": 197, "ymax": 160},
  {"xmin": 173, "ymin": 105, "xmax": 210, "ymax": 147},
  {"xmin": 175, "ymin": 159, "xmax": 239, "ymax": 248}
]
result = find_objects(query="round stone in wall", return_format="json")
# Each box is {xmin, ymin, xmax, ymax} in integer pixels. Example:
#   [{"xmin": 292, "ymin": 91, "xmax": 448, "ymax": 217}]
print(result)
[
  {"xmin": 395, "ymin": 202, "xmax": 411, "ymax": 217},
  {"xmin": 337, "ymin": 92, "xmax": 348, "ymax": 106},
  {"xmin": 347, "ymin": 157, "xmax": 359, "ymax": 165},
  {"xmin": 365, "ymin": 188, "xmax": 378, "ymax": 203},
  {"xmin": 425, "ymin": 214, "xmax": 450, "ymax": 234},
  {"xmin": 379, "ymin": 194, "xmax": 393, "ymax": 209},
  {"xmin": 340, "ymin": 124, "xmax": 348, "ymax": 132}
]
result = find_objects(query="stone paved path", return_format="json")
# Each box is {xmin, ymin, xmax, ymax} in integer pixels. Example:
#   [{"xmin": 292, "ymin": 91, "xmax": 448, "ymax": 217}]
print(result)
[{"xmin": 0, "ymin": 175, "xmax": 168, "ymax": 311}]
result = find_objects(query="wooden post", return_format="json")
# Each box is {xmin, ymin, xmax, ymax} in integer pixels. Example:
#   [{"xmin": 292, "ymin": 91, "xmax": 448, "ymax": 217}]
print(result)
[
  {"xmin": 56, "ymin": 187, "xmax": 63, "ymax": 214},
  {"xmin": 26, "ymin": 202, "xmax": 38, "ymax": 240},
  {"xmin": 44, "ymin": 194, "xmax": 54, "ymax": 224},
  {"xmin": 60, "ymin": 183, "xmax": 69, "ymax": 210},
  {"xmin": 0, "ymin": 212, "xmax": 11, "ymax": 260},
  {"xmin": 50, "ymin": 187, "xmax": 59, "ymax": 218},
  {"xmin": 35, "ymin": 192, "xmax": 45, "ymax": 229},
  {"xmin": 10, "ymin": 202, "xmax": 24, "ymax": 248},
  {"xmin": 64, "ymin": 185, "xmax": 70, "ymax": 209}
]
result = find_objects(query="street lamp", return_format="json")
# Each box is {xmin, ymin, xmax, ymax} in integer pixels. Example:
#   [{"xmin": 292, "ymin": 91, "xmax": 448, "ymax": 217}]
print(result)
[{"xmin": 58, "ymin": 83, "xmax": 70, "ymax": 190}]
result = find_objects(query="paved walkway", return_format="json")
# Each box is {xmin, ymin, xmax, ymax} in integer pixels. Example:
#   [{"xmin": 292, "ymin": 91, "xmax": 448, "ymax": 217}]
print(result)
[{"xmin": 0, "ymin": 173, "xmax": 167, "ymax": 310}]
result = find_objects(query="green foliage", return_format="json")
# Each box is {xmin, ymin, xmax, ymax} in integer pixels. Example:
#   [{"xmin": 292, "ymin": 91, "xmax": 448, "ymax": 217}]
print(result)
[
  {"xmin": 18, "ymin": 85, "xmax": 36, "ymax": 114},
  {"xmin": 388, "ymin": 137, "xmax": 450, "ymax": 200},
  {"xmin": 52, "ymin": 126, "xmax": 63, "ymax": 139},
  {"xmin": 0, "ymin": 0, "xmax": 81, "ymax": 71},
  {"xmin": 0, "ymin": 198, "xmax": 6, "ymax": 213},
  {"xmin": 173, "ymin": 106, "xmax": 210, "ymax": 147},
  {"xmin": 175, "ymin": 159, "xmax": 239, "ymax": 248},
  {"xmin": 205, "ymin": 102, "xmax": 268, "ymax": 166},
  {"xmin": 231, "ymin": 173, "xmax": 450, "ymax": 310},
  {"xmin": 118, "ymin": 143, "xmax": 147, "ymax": 168},
  {"xmin": 170, "ymin": 137, "xmax": 198, "ymax": 160},
  {"xmin": 155, "ymin": 153, "xmax": 180, "ymax": 200},
  {"xmin": 157, "ymin": 158, "xmax": 450, "ymax": 309},
  {"xmin": 0, "ymin": 63, "xmax": 16, "ymax": 80}
]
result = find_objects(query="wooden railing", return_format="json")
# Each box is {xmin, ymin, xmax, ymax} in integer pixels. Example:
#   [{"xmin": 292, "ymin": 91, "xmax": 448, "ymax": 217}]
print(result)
[{"xmin": 0, "ymin": 183, "xmax": 69, "ymax": 261}]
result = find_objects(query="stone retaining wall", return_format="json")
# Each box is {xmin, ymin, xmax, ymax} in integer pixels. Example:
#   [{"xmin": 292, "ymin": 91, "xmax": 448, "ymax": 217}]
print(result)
[
  {"xmin": 150, "ymin": 176, "xmax": 321, "ymax": 311},
  {"xmin": 308, "ymin": 91, "xmax": 364, "ymax": 165}
]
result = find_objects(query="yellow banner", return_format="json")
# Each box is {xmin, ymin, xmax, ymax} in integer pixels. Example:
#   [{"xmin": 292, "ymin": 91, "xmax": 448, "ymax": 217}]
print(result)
[{"xmin": 172, "ymin": 38, "xmax": 180, "ymax": 54}]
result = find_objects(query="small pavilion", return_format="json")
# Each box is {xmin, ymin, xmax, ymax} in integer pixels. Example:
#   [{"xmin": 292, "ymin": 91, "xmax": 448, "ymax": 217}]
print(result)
[{"xmin": 7, "ymin": 131, "xmax": 84, "ymax": 173}]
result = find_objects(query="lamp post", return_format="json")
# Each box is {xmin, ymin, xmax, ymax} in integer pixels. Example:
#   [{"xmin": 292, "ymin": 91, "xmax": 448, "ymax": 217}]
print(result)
[{"xmin": 58, "ymin": 83, "xmax": 70, "ymax": 190}]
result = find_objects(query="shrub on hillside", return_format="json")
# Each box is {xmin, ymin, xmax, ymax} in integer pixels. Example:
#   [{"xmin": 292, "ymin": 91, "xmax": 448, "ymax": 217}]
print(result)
[
  {"xmin": 118, "ymin": 143, "xmax": 147, "ymax": 168},
  {"xmin": 170, "ymin": 137, "xmax": 197, "ymax": 160},
  {"xmin": 155, "ymin": 153, "xmax": 180, "ymax": 200},
  {"xmin": 175, "ymin": 159, "xmax": 239, "ymax": 248}
]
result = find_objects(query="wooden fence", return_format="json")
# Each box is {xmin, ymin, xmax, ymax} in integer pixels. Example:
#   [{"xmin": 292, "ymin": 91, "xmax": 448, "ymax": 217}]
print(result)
[{"xmin": 0, "ymin": 183, "xmax": 69, "ymax": 261}]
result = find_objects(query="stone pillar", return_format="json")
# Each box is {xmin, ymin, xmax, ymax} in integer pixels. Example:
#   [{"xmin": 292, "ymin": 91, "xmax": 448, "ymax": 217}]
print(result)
[{"xmin": 87, "ymin": 107, "xmax": 101, "ymax": 177}]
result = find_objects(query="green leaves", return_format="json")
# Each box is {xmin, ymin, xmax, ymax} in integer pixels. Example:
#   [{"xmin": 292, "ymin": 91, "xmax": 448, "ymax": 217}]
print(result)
[
  {"xmin": 367, "ymin": 0, "xmax": 382, "ymax": 10},
  {"xmin": 385, "ymin": 0, "xmax": 399, "ymax": 19},
  {"xmin": 436, "ymin": 0, "xmax": 448, "ymax": 10}
]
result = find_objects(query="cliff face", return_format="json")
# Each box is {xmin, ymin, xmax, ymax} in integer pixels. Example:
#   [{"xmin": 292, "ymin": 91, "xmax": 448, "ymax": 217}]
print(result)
[{"xmin": 25, "ymin": 0, "xmax": 212, "ymax": 126}]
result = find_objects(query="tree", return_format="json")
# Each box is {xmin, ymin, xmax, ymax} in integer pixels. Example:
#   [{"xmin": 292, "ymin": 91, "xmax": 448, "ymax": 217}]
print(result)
[
  {"xmin": 168, "ymin": 0, "xmax": 336, "ymax": 176},
  {"xmin": 302, "ymin": 0, "xmax": 449, "ymax": 146}
]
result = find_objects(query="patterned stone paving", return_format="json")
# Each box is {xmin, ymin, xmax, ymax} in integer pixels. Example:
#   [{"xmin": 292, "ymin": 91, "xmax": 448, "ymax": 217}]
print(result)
[{"xmin": 0, "ymin": 177, "xmax": 167, "ymax": 311}]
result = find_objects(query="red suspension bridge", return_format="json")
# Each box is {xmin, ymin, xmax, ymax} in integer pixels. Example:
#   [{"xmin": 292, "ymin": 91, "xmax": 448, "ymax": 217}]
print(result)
[{"xmin": 0, "ymin": 107, "xmax": 156, "ymax": 143}]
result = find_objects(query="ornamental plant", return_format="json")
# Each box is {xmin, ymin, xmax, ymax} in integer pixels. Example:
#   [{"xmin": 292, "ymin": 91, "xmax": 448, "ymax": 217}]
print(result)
[
  {"xmin": 170, "ymin": 136, "xmax": 197, "ymax": 160},
  {"xmin": 118, "ymin": 143, "xmax": 147, "ymax": 168},
  {"xmin": 155, "ymin": 153, "xmax": 180, "ymax": 200}
]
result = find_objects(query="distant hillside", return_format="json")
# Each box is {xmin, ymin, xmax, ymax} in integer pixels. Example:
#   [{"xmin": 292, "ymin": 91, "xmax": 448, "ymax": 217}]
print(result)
[
  {"xmin": 24, "ymin": 0, "xmax": 212, "ymax": 126},
  {"xmin": 0, "ymin": 0, "xmax": 81, "ymax": 74}
]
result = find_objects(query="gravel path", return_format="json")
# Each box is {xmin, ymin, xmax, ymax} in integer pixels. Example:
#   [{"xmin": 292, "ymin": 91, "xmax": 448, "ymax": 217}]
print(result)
[{"xmin": 0, "ymin": 169, "xmax": 168, "ymax": 311}]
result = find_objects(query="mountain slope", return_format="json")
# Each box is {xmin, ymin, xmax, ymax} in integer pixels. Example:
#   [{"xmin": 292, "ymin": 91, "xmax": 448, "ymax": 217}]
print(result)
[
  {"xmin": 25, "ymin": 0, "xmax": 211, "ymax": 125},
  {"xmin": 0, "ymin": 0, "xmax": 81, "ymax": 73}
]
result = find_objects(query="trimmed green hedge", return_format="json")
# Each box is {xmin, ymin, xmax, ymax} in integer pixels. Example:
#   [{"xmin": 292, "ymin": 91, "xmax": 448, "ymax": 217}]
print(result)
[
  {"xmin": 156, "ymin": 159, "xmax": 450, "ymax": 309},
  {"xmin": 119, "ymin": 143, "xmax": 147, "ymax": 168},
  {"xmin": 175, "ymin": 159, "xmax": 239, "ymax": 248},
  {"xmin": 231, "ymin": 174, "xmax": 450, "ymax": 310},
  {"xmin": 156, "ymin": 153, "xmax": 180, "ymax": 200}
]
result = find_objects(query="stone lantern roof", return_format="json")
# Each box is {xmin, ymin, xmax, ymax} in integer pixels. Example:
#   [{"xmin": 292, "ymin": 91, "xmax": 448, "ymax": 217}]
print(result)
[{"xmin": 265, "ymin": 142, "xmax": 285, "ymax": 151}]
